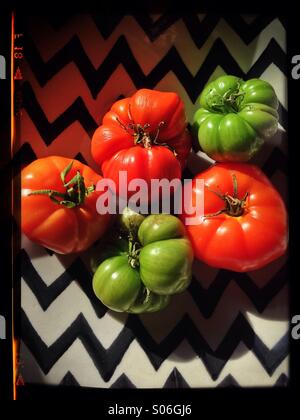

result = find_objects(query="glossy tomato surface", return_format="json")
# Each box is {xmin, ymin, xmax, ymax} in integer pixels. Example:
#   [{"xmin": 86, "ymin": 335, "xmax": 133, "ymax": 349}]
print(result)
[
  {"xmin": 180, "ymin": 163, "xmax": 288, "ymax": 272},
  {"xmin": 193, "ymin": 76, "xmax": 279, "ymax": 161},
  {"xmin": 91, "ymin": 89, "xmax": 191, "ymax": 201},
  {"xmin": 21, "ymin": 156, "xmax": 111, "ymax": 254}
]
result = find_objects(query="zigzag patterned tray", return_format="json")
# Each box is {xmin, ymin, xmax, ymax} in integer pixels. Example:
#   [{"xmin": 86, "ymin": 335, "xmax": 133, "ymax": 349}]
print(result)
[{"xmin": 18, "ymin": 13, "xmax": 289, "ymax": 388}]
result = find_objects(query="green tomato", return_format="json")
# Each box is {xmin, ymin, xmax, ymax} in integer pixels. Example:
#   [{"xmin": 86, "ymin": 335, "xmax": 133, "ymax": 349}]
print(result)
[
  {"xmin": 139, "ymin": 238, "xmax": 193, "ymax": 295},
  {"xmin": 193, "ymin": 75, "xmax": 279, "ymax": 162},
  {"xmin": 93, "ymin": 255, "xmax": 141, "ymax": 312},
  {"xmin": 118, "ymin": 207, "xmax": 146, "ymax": 234},
  {"xmin": 128, "ymin": 288, "xmax": 170, "ymax": 314},
  {"xmin": 138, "ymin": 214, "xmax": 185, "ymax": 245},
  {"xmin": 90, "ymin": 235, "xmax": 128, "ymax": 273},
  {"xmin": 92, "ymin": 214, "xmax": 193, "ymax": 313}
]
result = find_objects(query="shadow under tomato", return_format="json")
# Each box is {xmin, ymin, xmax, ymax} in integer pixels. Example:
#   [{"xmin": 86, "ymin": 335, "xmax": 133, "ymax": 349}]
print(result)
[{"xmin": 107, "ymin": 249, "xmax": 289, "ymax": 368}]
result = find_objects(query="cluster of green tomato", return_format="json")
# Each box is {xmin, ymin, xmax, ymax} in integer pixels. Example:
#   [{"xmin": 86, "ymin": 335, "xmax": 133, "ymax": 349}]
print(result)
[{"xmin": 91, "ymin": 210, "xmax": 193, "ymax": 314}]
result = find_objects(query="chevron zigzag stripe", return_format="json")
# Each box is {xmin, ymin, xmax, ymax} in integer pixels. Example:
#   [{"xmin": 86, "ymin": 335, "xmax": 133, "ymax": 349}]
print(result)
[
  {"xmin": 35, "ymin": 11, "xmax": 286, "ymax": 48},
  {"xmin": 26, "ymin": 15, "xmax": 286, "ymax": 92},
  {"xmin": 189, "ymin": 264, "xmax": 288, "ymax": 318},
  {"xmin": 59, "ymin": 370, "xmax": 289, "ymax": 388},
  {"xmin": 12, "ymin": 142, "xmax": 37, "ymax": 172},
  {"xmin": 21, "ymin": 309, "xmax": 288, "ymax": 382},
  {"xmin": 49, "ymin": 13, "xmax": 282, "ymax": 47},
  {"xmin": 20, "ymin": 247, "xmax": 288, "ymax": 319},
  {"xmin": 38, "ymin": 362, "xmax": 288, "ymax": 389},
  {"xmin": 22, "ymin": 82, "xmax": 98, "ymax": 144},
  {"xmin": 21, "ymin": 80, "xmax": 287, "ymax": 149},
  {"xmin": 19, "ymin": 249, "xmax": 107, "ymax": 317},
  {"xmin": 182, "ymin": 15, "xmax": 280, "ymax": 48},
  {"xmin": 111, "ymin": 371, "xmax": 289, "ymax": 388},
  {"xmin": 23, "ymin": 34, "xmax": 287, "ymax": 105}
]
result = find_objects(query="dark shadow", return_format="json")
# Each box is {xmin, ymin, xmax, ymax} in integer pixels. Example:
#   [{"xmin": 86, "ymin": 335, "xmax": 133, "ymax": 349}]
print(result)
[
  {"xmin": 20, "ymin": 341, "xmax": 46, "ymax": 385},
  {"xmin": 249, "ymin": 128, "xmax": 287, "ymax": 167}
]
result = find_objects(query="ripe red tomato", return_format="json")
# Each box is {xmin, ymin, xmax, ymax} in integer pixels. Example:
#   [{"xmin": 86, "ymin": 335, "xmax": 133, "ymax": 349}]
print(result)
[
  {"xmin": 91, "ymin": 89, "xmax": 191, "ymax": 200},
  {"xmin": 21, "ymin": 156, "xmax": 112, "ymax": 254},
  {"xmin": 180, "ymin": 163, "xmax": 288, "ymax": 272}
]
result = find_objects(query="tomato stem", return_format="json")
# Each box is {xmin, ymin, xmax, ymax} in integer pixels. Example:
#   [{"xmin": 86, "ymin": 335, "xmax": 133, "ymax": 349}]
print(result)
[
  {"xmin": 208, "ymin": 81, "xmax": 245, "ymax": 114},
  {"xmin": 127, "ymin": 225, "xmax": 142, "ymax": 268},
  {"xmin": 27, "ymin": 161, "xmax": 95, "ymax": 208},
  {"xmin": 204, "ymin": 174, "xmax": 249, "ymax": 218},
  {"xmin": 115, "ymin": 114, "xmax": 178, "ymax": 158}
]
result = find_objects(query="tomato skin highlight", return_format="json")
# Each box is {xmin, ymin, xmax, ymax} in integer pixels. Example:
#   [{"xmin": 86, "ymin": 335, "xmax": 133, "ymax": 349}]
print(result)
[
  {"xmin": 180, "ymin": 163, "xmax": 288, "ymax": 272},
  {"xmin": 91, "ymin": 89, "xmax": 191, "ymax": 201},
  {"xmin": 21, "ymin": 156, "xmax": 112, "ymax": 254},
  {"xmin": 193, "ymin": 76, "xmax": 279, "ymax": 162}
]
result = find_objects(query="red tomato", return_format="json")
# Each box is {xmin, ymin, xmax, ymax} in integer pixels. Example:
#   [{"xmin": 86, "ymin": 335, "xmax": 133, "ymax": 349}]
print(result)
[
  {"xmin": 91, "ymin": 89, "xmax": 191, "ymax": 200},
  {"xmin": 21, "ymin": 156, "xmax": 112, "ymax": 254},
  {"xmin": 180, "ymin": 163, "xmax": 288, "ymax": 272}
]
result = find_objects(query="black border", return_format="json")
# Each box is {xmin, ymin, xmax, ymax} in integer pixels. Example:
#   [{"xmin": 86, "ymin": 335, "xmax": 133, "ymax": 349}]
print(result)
[{"xmin": 0, "ymin": 6, "xmax": 14, "ymax": 401}]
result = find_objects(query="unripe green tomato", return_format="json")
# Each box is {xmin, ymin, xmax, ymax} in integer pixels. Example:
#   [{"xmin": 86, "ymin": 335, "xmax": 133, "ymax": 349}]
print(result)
[
  {"xmin": 92, "ymin": 214, "xmax": 194, "ymax": 313},
  {"xmin": 128, "ymin": 288, "xmax": 170, "ymax": 313},
  {"xmin": 90, "ymin": 236, "xmax": 128, "ymax": 273},
  {"xmin": 138, "ymin": 214, "xmax": 186, "ymax": 246},
  {"xmin": 93, "ymin": 255, "xmax": 141, "ymax": 312},
  {"xmin": 193, "ymin": 75, "xmax": 279, "ymax": 162},
  {"xmin": 139, "ymin": 238, "xmax": 193, "ymax": 295},
  {"xmin": 119, "ymin": 207, "xmax": 145, "ymax": 234}
]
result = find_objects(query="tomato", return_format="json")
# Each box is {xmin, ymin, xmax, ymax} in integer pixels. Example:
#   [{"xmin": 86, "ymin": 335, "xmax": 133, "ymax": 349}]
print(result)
[
  {"xmin": 118, "ymin": 206, "xmax": 146, "ymax": 233},
  {"xmin": 21, "ymin": 156, "xmax": 112, "ymax": 254},
  {"xmin": 92, "ymin": 213, "xmax": 193, "ymax": 313},
  {"xmin": 193, "ymin": 76, "xmax": 279, "ymax": 161},
  {"xmin": 128, "ymin": 291, "xmax": 170, "ymax": 314},
  {"xmin": 180, "ymin": 163, "xmax": 288, "ymax": 272},
  {"xmin": 93, "ymin": 255, "xmax": 141, "ymax": 312},
  {"xmin": 91, "ymin": 89, "xmax": 191, "ymax": 201},
  {"xmin": 139, "ymin": 238, "xmax": 193, "ymax": 295}
]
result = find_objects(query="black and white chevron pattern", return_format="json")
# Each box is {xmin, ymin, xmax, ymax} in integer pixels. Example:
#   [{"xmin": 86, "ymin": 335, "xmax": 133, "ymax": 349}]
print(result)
[{"xmin": 18, "ymin": 13, "xmax": 289, "ymax": 388}]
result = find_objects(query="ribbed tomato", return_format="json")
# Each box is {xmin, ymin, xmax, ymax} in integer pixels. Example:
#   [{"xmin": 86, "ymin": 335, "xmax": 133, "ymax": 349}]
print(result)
[
  {"xmin": 21, "ymin": 156, "xmax": 112, "ymax": 254},
  {"xmin": 180, "ymin": 163, "xmax": 288, "ymax": 272},
  {"xmin": 91, "ymin": 89, "xmax": 191, "ymax": 201},
  {"xmin": 92, "ymin": 213, "xmax": 193, "ymax": 313}
]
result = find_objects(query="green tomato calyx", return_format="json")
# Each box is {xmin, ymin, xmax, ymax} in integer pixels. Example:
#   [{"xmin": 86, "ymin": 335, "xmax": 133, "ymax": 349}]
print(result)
[
  {"xmin": 208, "ymin": 81, "xmax": 245, "ymax": 114},
  {"xmin": 128, "ymin": 238, "xmax": 141, "ymax": 268},
  {"xmin": 204, "ymin": 174, "xmax": 248, "ymax": 218},
  {"xmin": 121, "ymin": 209, "xmax": 143, "ymax": 268},
  {"xmin": 27, "ymin": 161, "xmax": 95, "ymax": 208}
]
